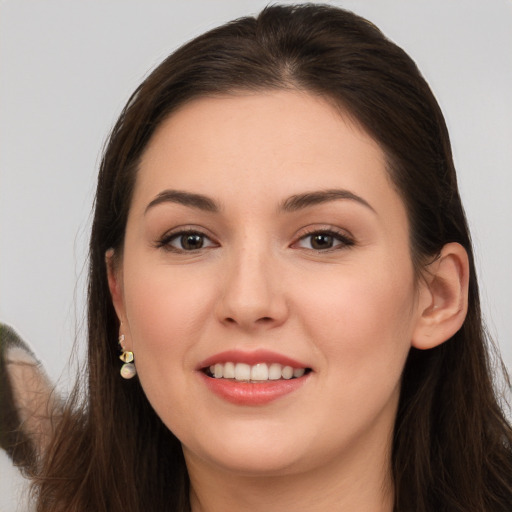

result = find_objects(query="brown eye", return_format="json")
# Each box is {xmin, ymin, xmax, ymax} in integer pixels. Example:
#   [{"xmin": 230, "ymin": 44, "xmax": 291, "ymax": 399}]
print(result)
[
  {"xmin": 158, "ymin": 230, "xmax": 217, "ymax": 252},
  {"xmin": 180, "ymin": 233, "xmax": 205, "ymax": 250},
  {"xmin": 296, "ymin": 230, "xmax": 354, "ymax": 251},
  {"xmin": 310, "ymin": 233, "xmax": 335, "ymax": 250}
]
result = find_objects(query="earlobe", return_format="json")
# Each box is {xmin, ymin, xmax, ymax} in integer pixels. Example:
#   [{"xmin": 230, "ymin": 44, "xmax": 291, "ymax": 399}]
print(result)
[
  {"xmin": 411, "ymin": 242, "xmax": 469, "ymax": 350},
  {"xmin": 105, "ymin": 248, "xmax": 126, "ymax": 322}
]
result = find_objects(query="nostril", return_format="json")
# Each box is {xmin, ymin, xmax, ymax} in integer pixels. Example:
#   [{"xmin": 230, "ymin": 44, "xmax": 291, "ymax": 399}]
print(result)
[
  {"xmin": 223, "ymin": 316, "xmax": 274, "ymax": 326},
  {"xmin": 221, "ymin": 315, "xmax": 279, "ymax": 329}
]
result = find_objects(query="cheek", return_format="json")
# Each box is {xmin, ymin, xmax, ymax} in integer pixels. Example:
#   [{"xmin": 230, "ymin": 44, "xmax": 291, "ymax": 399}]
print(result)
[
  {"xmin": 122, "ymin": 262, "xmax": 215, "ymax": 366},
  {"xmin": 297, "ymin": 261, "xmax": 416, "ymax": 380},
  {"xmin": 293, "ymin": 267, "xmax": 416, "ymax": 450},
  {"xmin": 121, "ymin": 264, "xmax": 218, "ymax": 429}
]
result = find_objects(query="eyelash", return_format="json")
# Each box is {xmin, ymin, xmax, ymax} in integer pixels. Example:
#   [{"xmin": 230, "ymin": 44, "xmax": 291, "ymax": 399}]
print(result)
[
  {"xmin": 155, "ymin": 229, "xmax": 218, "ymax": 253},
  {"xmin": 293, "ymin": 228, "xmax": 355, "ymax": 252},
  {"xmin": 155, "ymin": 228, "xmax": 355, "ymax": 253}
]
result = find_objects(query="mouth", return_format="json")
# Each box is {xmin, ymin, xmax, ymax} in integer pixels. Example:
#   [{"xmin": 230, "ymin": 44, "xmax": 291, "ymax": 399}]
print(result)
[
  {"xmin": 203, "ymin": 362, "xmax": 312, "ymax": 382},
  {"xmin": 197, "ymin": 350, "xmax": 312, "ymax": 404}
]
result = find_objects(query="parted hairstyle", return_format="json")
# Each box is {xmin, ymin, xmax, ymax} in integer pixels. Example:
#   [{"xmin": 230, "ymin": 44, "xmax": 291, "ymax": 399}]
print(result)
[{"xmin": 31, "ymin": 4, "xmax": 512, "ymax": 511}]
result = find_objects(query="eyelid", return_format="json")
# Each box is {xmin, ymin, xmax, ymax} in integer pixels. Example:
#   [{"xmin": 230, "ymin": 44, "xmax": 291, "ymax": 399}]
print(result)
[
  {"xmin": 154, "ymin": 226, "xmax": 219, "ymax": 252},
  {"xmin": 153, "ymin": 224, "xmax": 354, "ymax": 253},
  {"xmin": 291, "ymin": 225, "xmax": 355, "ymax": 251}
]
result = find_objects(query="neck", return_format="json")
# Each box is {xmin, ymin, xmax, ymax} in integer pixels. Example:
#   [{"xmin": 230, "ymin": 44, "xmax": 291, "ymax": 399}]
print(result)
[{"xmin": 186, "ymin": 434, "xmax": 394, "ymax": 512}]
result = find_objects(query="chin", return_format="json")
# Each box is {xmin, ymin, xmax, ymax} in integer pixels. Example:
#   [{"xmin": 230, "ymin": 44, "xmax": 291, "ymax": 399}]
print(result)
[
  {"xmin": 181, "ymin": 423, "xmax": 313, "ymax": 477},
  {"xmin": 192, "ymin": 446, "xmax": 305, "ymax": 477}
]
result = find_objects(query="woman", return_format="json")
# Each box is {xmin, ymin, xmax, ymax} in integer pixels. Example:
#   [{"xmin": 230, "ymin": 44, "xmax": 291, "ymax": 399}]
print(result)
[{"xmin": 24, "ymin": 4, "xmax": 511, "ymax": 511}]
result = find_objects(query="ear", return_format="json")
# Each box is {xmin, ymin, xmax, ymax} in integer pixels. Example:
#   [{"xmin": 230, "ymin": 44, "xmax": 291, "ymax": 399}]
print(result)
[
  {"xmin": 412, "ymin": 242, "xmax": 469, "ymax": 350},
  {"xmin": 105, "ymin": 248, "xmax": 126, "ymax": 325}
]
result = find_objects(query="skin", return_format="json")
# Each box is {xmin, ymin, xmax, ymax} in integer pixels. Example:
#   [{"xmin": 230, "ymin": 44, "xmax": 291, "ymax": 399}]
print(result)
[{"xmin": 108, "ymin": 91, "xmax": 469, "ymax": 511}]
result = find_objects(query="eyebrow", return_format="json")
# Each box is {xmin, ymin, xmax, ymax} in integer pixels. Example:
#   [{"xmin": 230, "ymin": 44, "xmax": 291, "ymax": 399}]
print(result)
[
  {"xmin": 145, "ymin": 190, "xmax": 220, "ymax": 214},
  {"xmin": 280, "ymin": 189, "xmax": 376, "ymax": 213},
  {"xmin": 144, "ymin": 188, "xmax": 375, "ymax": 215}
]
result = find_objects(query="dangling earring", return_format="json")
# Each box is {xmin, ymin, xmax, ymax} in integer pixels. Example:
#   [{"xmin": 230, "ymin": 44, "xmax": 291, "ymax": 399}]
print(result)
[{"xmin": 118, "ymin": 333, "xmax": 136, "ymax": 379}]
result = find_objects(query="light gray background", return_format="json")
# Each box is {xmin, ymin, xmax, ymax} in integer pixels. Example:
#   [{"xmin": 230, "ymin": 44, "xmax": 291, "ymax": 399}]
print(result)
[{"xmin": 1, "ymin": 1, "xmax": 511, "ymax": 510}]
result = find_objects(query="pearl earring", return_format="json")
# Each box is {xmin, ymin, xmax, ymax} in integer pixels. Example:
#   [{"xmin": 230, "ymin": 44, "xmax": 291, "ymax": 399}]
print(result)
[{"xmin": 118, "ymin": 334, "xmax": 136, "ymax": 379}]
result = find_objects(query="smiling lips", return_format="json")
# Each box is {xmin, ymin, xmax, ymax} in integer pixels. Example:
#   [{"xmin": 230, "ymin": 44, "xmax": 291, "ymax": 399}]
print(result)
[
  {"xmin": 198, "ymin": 350, "xmax": 311, "ymax": 405},
  {"xmin": 207, "ymin": 362, "xmax": 307, "ymax": 381}
]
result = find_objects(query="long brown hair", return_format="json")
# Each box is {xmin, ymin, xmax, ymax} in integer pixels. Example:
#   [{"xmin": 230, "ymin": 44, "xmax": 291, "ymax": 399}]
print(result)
[{"xmin": 32, "ymin": 4, "xmax": 512, "ymax": 511}]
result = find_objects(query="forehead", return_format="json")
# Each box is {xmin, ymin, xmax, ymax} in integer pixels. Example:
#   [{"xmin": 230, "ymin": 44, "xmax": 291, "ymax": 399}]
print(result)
[{"xmin": 134, "ymin": 90, "xmax": 402, "ymax": 220}]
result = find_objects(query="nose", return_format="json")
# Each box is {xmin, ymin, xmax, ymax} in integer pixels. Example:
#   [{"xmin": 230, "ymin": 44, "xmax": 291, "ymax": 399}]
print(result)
[{"xmin": 215, "ymin": 245, "xmax": 289, "ymax": 331}]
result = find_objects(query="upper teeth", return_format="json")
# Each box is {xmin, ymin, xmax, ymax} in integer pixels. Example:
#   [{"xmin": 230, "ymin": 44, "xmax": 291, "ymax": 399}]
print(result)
[{"xmin": 209, "ymin": 362, "xmax": 306, "ymax": 381}]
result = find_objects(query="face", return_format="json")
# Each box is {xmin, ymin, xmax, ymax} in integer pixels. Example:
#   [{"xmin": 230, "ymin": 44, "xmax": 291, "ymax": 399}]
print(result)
[{"xmin": 110, "ymin": 91, "xmax": 426, "ymax": 479}]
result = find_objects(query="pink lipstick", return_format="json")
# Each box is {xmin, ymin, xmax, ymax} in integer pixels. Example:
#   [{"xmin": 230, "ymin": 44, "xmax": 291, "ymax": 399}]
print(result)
[{"xmin": 197, "ymin": 349, "xmax": 312, "ymax": 405}]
